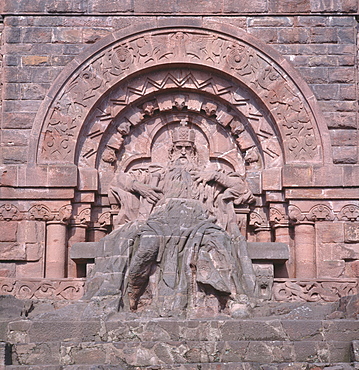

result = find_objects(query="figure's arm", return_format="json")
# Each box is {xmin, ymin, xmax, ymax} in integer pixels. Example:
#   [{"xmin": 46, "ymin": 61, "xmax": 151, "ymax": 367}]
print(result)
[
  {"xmin": 111, "ymin": 170, "xmax": 162, "ymax": 205},
  {"xmin": 192, "ymin": 169, "xmax": 254, "ymax": 205}
]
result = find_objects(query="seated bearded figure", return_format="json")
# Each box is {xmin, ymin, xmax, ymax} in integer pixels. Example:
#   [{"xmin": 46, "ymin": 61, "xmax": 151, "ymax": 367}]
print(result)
[{"xmin": 89, "ymin": 120, "xmax": 256, "ymax": 317}]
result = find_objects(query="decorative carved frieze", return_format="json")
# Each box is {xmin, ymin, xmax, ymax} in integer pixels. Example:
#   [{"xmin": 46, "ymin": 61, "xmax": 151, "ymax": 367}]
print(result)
[
  {"xmin": 0, "ymin": 204, "xmax": 22, "ymax": 221},
  {"xmin": 36, "ymin": 28, "xmax": 322, "ymax": 166},
  {"xmin": 28, "ymin": 205, "xmax": 54, "ymax": 221},
  {"xmin": 0, "ymin": 278, "xmax": 85, "ymax": 300},
  {"xmin": 307, "ymin": 204, "xmax": 335, "ymax": 222},
  {"xmin": 273, "ymin": 279, "xmax": 358, "ymax": 302}
]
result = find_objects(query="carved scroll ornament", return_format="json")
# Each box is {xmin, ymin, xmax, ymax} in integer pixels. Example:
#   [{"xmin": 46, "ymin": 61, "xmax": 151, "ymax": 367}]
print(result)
[
  {"xmin": 0, "ymin": 278, "xmax": 85, "ymax": 300},
  {"xmin": 273, "ymin": 279, "xmax": 358, "ymax": 302},
  {"xmin": 36, "ymin": 28, "xmax": 322, "ymax": 166}
]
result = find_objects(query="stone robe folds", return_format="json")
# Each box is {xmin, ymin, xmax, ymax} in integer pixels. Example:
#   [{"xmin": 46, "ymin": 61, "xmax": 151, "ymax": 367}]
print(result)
[{"xmin": 87, "ymin": 163, "xmax": 256, "ymax": 317}]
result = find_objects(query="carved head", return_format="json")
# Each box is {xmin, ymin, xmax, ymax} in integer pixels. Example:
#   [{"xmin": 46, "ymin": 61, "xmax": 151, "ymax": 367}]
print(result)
[
  {"xmin": 117, "ymin": 121, "xmax": 131, "ymax": 135},
  {"xmin": 169, "ymin": 120, "xmax": 197, "ymax": 165},
  {"xmin": 173, "ymin": 95, "xmax": 186, "ymax": 111}
]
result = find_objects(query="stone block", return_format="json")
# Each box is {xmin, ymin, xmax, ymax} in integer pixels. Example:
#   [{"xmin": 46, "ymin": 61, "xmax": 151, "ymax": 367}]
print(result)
[
  {"xmin": 282, "ymin": 165, "xmax": 313, "ymax": 187},
  {"xmin": 313, "ymin": 165, "xmax": 343, "ymax": 187},
  {"xmin": 45, "ymin": 0, "xmax": 87, "ymax": 13},
  {"xmin": 52, "ymin": 28, "xmax": 83, "ymax": 44},
  {"xmin": 70, "ymin": 242, "xmax": 102, "ymax": 260},
  {"xmin": 278, "ymin": 27, "xmax": 310, "ymax": 44},
  {"xmin": 281, "ymin": 320, "xmax": 323, "ymax": 341},
  {"xmin": 2, "ymin": 112, "xmax": 36, "ymax": 129},
  {"xmin": 352, "ymin": 340, "xmax": 359, "ymax": 362},
  {"xmin": 22, "ymin": 55, "xmax": 49, "ymax": 66},
  {"xmin": 248, "ymin": 16, "xmax": 293, "ymax": 27},
  {"xmin": 333, "ymin": 146, "xmax": 358, "ymax": 164},
  {"xmin": 248, "ymin": 28, "xmax": 278, "ymax": 43},
  {"xmin": 310, "ymin": 27, "xmax": 338, "ymax": 43},
  {"xmin": 224, "ymin": 0, "xmax": 268, "ymax": 12},
  {"xmin": 344, "ymin": 223, "xmax": 359, "ymax": 243},
  {"xmin": 2, "ymin": 147, "xmax": 28, "ymax": 165},
  {"xmin": 88, "ymin": 0, "xmax": 132, "ymax": 12},
  {"xmin": 28, "ymin": 321, "xmax": 101, "ymax": 343},
  {"xmin": 0, "ymin": 242, "xmax": 26, "ymax": 261},
  {"xmin": 134, "ymin": 0, "xmax": 176, "ymax": 13},
  {"xmin": 297, "ymin": 67, "xmax": 328, "ymax": 84},
  {"xmin": 0, "ymin": 221, "xmax": 18, "ymax": 242},
  {"xmin": 23, "ymin": 28, "xmax": 52, "ymax": 43},
  {"xmin": 269, "ymin": 0, "xmax": 310, "ymax": 12},
  {"xmin": 316, "ymin": 222, "xmax": 344, "ymax": 243},
  {"xmin": 312, "ymin": 84, "xmax": 339, "ymax": 100},
  {"xmin": 329, "ymin": 67, "xmax": 355, "ymax": 83},
  {"xmin": 12, "ymin": 342, "xmax": 61, "ymax": 366},
  {"xmin": 2, "ymin": 129, "xmax": 30, "ymax": 148},
  {"xmin": 324, "ymin": 112, "xmax": 357, "ymax": 129},
  {"xmin": 262, "ymin": 168, "xmax": 282, "ymax": 191},
  {"xmin": 247, "ymin": 242, "xmax": 289, "ymax": 262},
  {"xmin": 330, "ymin": 130, "xmax": 357, "ymax": 146},
  {"xmin": 47, "ymin": 165, "xmax": 78, "ymax": 187},
  {"xmin": 318, "ymin": 260, "xmax": 345, "ymax": 278},
  {"xmin": 78, "ymin": 168, "xmax": 98, "ymax": 191},
  {"xmin": 339, "ymin": 84, "xmax": 356, "ymax": 100}
]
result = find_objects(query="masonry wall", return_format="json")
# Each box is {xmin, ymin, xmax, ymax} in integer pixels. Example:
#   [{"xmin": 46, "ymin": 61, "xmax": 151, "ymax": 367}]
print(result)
[{"xmin": 0, "ymin": 0, "xmax": 358, "ymax": 284}]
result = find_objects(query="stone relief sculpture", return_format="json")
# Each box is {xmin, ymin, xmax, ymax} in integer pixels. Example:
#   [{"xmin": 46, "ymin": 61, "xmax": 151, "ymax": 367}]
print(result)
[{"xmin": 85, "ymin": 119, "xmax": 257, "ymax": 317}]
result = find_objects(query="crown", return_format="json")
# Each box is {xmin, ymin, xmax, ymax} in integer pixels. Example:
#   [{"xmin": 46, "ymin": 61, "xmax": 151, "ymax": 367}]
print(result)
[{"xmin": 172, "ymin": 119, "xmax": 195, "ymax": 143}]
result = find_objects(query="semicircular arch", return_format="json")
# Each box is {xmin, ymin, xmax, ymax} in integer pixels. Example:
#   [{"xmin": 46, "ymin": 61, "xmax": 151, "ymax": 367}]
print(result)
[{"xmin": 29, "ymin": 21, "xmax": 331, "ymax": 168}]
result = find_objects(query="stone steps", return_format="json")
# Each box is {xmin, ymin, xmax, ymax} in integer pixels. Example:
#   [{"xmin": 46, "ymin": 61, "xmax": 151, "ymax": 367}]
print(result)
[
  {"xmin": 7, "ymin": 339, "xmax": 357, "ymax": 366},
  {"xmin": 4, "ymin": 363, "xmax": 359, "ymax": 370},
  {"xmin": 5, "ymin": 319, "xmax": 359, "ymax": 343},
  {"xmin": 2, "ymin": 314, "xmax": 359, "ymax": 367}
]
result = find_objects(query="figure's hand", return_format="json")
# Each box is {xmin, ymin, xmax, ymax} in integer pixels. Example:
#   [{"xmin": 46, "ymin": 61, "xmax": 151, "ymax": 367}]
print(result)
[
  {"xmin": 132, "ymin": 181, "xmax": 162, "ymax": 204},
  {"xmin": 191, "ymin": 170, "xmax": 217, "ymax": 185}
]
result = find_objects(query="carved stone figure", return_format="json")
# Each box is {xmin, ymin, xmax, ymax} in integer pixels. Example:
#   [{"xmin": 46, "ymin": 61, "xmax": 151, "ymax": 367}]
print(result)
[{"xmin": 86, "ymin": 120, "xmax": 256, "ymax": 317}]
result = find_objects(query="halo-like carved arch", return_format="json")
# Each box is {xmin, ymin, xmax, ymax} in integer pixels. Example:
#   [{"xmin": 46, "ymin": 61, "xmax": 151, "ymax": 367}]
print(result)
[{"xmin": 29, "ymin": 21, "xmax": 331, "ymax": 168}]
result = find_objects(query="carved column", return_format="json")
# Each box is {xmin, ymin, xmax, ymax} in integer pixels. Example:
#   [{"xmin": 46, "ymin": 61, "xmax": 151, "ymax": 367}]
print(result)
[
  {"xmin": 45, "ymin": 205, "xmax": 72, "ymax": 279},
  {"xmin": 274, "ymin": 223, "xmax": 294, "ymax": 277},
  {"xmin": 255, "ymin": 226, "xmax": 272, "ymax": 242},
  {"xmin": 294, "ymin": 222, "xmax": 316, "ymax": 278},
  {"xmin": 88, "ymin": 224, "xmax": 108, "ymax": 242},
  {"xmin": 288, "ymin": 205, "xmax": 317, "ymax": 278},
  {"xmin": 45, "ymin": 221, "xmax": 68, "ymax": 278},
  {"xmin": 67, "ymin": 225, "xmax": 87, "ymax": 277}
]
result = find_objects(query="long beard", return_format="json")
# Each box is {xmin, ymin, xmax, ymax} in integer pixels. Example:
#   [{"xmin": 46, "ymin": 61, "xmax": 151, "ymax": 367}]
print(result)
[{"xmin": 164, "ymin": 163, "xmax": 197, "ymax": 199}]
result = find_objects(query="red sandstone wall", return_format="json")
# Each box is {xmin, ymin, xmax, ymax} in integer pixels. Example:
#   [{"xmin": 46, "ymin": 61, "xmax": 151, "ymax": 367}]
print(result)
[{"xmin": 0, "ymin": 0, "xmax": 358, "ymax": 287}]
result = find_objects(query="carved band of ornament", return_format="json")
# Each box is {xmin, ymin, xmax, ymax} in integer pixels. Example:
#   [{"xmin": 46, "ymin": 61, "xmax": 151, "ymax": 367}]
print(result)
[
  {"xmin": 0, "ymin": 204, "xmax": 22, "ymax": 221},
  {"xmin": 338, "ymin": 204, "xmax": 359, "ymax": 221},
  {"xmin": 39, "ymin": 29, "xmax": 319, "ymax": 164},
  {"xmin": 97, "ymin": 211, "xmax": 112, "ymax": 227},
  {"xmin": 269, "ymin": 206, "xmax": 287, "ymax": 225},
  {"xmin": 86, "ymin": 79, "xmax": 275, "ymax": 168},
  {"xmin": 0, "ymin": 278, "xmax": 85, "ymax": 301},
  {"xmin": 307, "ymin": 204, "xmax": 335, "ymax": 222},
  {"xmin": 73, "ymin": 207, "xmax": 91, "ymax": 225},
  {"xmin": 249, "ymin": 211, "xmax": 267, "ymax": 227},
  {"xmin": 273, "ymin": 279, "xmax": 358, "ymax": 302},
  {"xmin": 28, "ymin": 204, "xmax": 54, "ymax": 221}
]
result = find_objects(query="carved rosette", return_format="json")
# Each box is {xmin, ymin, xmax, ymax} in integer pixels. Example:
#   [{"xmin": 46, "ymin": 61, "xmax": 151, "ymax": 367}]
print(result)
[{"xmin": 36, "ymin": 28, "xmax": 322, "ymax": 166}]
